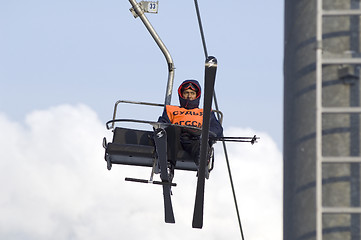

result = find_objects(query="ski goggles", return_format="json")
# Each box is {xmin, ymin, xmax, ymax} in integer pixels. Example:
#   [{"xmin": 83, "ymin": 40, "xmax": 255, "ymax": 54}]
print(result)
[{"xmin": 182, "ymin": 83, "xmax": 198, "ymax": 92}]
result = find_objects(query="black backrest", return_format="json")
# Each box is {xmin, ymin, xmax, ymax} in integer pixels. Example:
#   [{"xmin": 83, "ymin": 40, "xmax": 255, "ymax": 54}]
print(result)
[{"xmin": 112, "ymin": 127, "xmax": 154, "ymax": 146}]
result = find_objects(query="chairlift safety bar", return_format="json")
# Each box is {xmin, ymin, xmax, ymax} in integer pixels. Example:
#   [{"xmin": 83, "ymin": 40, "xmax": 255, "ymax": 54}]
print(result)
[{"xmin": 109, "ymin": 100, "xmax": 223, "ymax": 130}]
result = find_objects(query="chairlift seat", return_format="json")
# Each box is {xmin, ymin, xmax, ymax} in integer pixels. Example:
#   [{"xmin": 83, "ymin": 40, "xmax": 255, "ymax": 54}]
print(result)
[{"xmin": 104, "ymin": 127, "xmax": 199, "ymax": 171}]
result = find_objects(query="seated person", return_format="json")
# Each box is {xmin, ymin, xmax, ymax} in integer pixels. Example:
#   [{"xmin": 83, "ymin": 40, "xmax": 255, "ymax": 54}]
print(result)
[{"xmin": 158, "ymin": 79, "xmax": 223, "ymax": 179}]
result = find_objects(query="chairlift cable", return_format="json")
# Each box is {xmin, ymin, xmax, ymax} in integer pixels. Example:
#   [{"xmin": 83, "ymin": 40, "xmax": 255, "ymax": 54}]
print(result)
[
  {"xmin": 193, "ymin": 1, "xmax": 245, "ymax": 239},
  {"xmin": 193, "ymin": 0, "xmax": 208, "ymax": 59}
]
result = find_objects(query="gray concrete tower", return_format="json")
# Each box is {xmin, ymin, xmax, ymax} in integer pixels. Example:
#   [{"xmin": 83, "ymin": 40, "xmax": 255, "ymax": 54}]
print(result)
[{"xmin": 284, "ymin": 0, "xmax": 361, "ymax": 239}]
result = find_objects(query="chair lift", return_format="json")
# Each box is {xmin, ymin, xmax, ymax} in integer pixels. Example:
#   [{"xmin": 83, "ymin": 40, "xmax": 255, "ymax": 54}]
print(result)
[
  {"xmin": 102, "ymin": 100, "xmax": 222, "ymax": 177},
  {"xmin": 101, "ymin": 0, "xmax": 224, "ymax": 224},
  {"xmin": 101, "ymin": 0, "xmax": 258, "ymax": 227},
  {"xmin": 102, "ymin": 100, "xmax": 222, "ymax": 224}
]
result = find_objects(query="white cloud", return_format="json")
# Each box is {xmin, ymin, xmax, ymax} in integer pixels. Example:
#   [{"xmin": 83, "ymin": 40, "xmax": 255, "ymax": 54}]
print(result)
[{"xmin": 0, "ymin": 105, "xmax": 282, "ymax": 240}]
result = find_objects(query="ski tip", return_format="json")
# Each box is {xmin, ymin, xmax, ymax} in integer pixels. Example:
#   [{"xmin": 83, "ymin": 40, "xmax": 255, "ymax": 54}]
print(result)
[
  {"xmin": 164, "ymin": 205, "xmax": 176, "ymax": 224},
  {"xmin": 206, "ymin": 55, "xmax": 217, "ymax": 61},
  {"xmin": 205, "ymin": 56, "xmax": 217, "ymax": 67},
  {"xmin": 166, "ymin": 218, "xmax": 176, "ymax": 224},
  {"xmin": 192, "ymin": 220, "xmax": 203, "ymax": 229},
  {"xmin": 192, "ymin": 204, "xmax": 204, "ymax": 229}
]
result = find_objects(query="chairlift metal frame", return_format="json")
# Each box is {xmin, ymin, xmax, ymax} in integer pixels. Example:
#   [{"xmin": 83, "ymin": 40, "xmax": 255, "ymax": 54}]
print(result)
[{"xmin": 101, "ymin": 0, "xmax": 257, "ymax": 228}]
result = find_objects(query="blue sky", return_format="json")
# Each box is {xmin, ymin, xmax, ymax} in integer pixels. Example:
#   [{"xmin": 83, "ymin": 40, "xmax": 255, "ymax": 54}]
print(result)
[
  {"xmin": 0, "ymin": 0, "xmax": 283, "ymax": 148},
  {"xmin": 0, "ymin": 1, "xmax": 284, "ymax": 239}
]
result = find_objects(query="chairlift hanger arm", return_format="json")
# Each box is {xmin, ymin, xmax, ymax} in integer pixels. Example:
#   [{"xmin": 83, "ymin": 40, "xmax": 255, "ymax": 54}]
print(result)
[{"xmin": 128, "ymin": 0, "xmax": 175, "ymax": 105}]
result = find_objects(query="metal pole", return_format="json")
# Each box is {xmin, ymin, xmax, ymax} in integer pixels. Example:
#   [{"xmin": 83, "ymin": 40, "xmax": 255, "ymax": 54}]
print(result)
[{"xmin": 128, "ymin": 0, "xmax": 175, "ymax": 105}]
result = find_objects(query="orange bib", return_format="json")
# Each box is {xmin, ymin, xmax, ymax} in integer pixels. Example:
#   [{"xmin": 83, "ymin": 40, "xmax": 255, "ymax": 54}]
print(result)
[{"xmin": 166, "ymin": 105, "xmax": 203, "ymax": 128}]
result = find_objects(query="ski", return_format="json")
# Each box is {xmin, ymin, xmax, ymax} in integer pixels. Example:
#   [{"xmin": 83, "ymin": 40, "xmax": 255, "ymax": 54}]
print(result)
[
  {"xmin": 192, "ymin": 56, "xmax": 217, "ymax": 229},
  {"xmin": 153, "ymin": 128, "xmax": 175, "ymax": 224}
]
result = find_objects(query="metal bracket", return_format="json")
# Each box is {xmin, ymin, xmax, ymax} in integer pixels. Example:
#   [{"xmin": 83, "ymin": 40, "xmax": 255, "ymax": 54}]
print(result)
[{"xmin": 130, "ymin": 1, "xmax": 159, "ymax": 18}]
